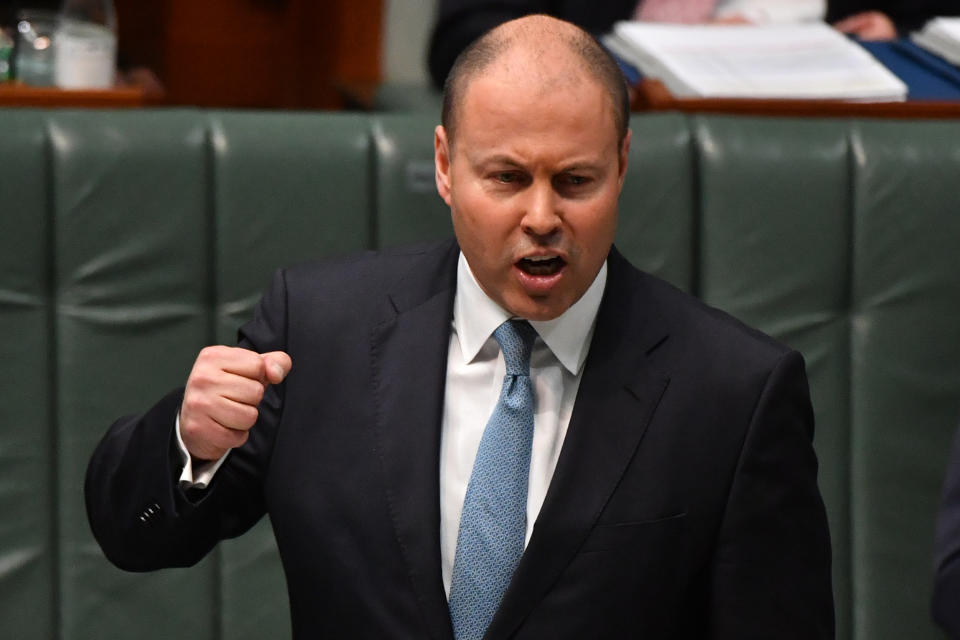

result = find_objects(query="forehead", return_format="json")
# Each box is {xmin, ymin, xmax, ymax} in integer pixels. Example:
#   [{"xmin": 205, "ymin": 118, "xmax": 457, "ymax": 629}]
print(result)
[{"xmin": 456, "ymin": 63, "xmax": 619, "ymax": 162}]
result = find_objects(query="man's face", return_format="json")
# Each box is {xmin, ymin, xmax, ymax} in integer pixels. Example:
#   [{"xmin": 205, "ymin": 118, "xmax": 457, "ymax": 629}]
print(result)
[{"xmin": 435, "ymin": 64, "xmax": 630, "ymax": 321}]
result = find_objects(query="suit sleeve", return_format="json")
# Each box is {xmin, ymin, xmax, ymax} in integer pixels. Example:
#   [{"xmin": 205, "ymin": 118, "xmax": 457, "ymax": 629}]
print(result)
[
  {"xmin": 932, "ymin": 425, "xmax": 960, "ymax": 638},
  {"xmin": 84, "ymin": 268, "xmax": 291, "ymax": 572},
  {"xmin": 710, "ymin": 350, "xmax": 835, "ymax": 638}
]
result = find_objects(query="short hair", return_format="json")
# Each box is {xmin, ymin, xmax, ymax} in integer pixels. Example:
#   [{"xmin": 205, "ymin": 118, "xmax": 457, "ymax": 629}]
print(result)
[{"xmin": 440, "ymin": 16, "xmax": 630, "ymax": 149}]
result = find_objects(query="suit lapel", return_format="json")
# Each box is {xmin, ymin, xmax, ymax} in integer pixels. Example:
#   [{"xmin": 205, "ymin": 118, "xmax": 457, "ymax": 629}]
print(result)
[
  {"xmin": 370, "ymin": 242, "xmax": 459, "ymax": 640},
  {"xmin": 486, "ymin": 250, "xmax": 672, "ymax": 639}
]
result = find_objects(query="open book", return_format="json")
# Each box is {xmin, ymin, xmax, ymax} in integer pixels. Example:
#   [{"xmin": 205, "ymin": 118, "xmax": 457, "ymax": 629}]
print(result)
[
  {"xmin": 912, "ymin": 18, "xmax": 960, "ymax": 67},
  {"xmin": 604, "ymin": 22, "xmax": 907, "ymax": 101}
]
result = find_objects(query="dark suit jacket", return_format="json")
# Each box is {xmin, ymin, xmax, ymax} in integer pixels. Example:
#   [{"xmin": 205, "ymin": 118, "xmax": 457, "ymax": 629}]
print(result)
[
  {"xmin": 933, "ymin": 425, "xmax": 960, "ymax": 637},
  {"xmin": 86, "ymin": 238, "xmax": 834, "ymax": 638}
]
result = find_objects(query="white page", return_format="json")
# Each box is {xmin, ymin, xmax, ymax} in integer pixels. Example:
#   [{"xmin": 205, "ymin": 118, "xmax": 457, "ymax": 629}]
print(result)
[
  {"xmin": 912, "ymin": 18, "xmax": 960, "ymax": 66},
  {"xmin": 612, "ymin": 22, "xmax": 906, "ymax": 100},
  {"xmin": 928, "ymin": 17, "xmax": 960, "ymax": 41}
]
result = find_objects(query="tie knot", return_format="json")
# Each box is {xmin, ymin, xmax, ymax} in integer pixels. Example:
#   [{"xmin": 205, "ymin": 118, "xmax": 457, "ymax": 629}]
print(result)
[{"xmin": 493, "ymin": 319, "xmax": 537, "ymax": 376}]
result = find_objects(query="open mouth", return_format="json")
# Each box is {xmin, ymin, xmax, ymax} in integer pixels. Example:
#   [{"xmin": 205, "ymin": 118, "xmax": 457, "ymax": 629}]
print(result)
[{"xmin": 517, "ymin": 255, "xmax": 566, "ymax": 276}]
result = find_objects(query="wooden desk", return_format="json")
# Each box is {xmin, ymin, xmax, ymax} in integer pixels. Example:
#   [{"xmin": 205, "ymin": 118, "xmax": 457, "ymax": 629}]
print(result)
[
  {"xmin": 633, "ymin": 79, "xmax": 960, "ymax": 119},
  {"xmin": 0, "ymin": 84, "xmax": 151, "ymax": 108}
]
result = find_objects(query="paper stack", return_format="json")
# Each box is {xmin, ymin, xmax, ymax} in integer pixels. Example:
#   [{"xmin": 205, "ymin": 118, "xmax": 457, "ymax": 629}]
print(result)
[
  {"xmin": 912, "ymin": 18, "xmax": 960, "ymax": 66},
  {"xmin": 604, "ymin": 22, "xmax": 907, "ymax": 101}
]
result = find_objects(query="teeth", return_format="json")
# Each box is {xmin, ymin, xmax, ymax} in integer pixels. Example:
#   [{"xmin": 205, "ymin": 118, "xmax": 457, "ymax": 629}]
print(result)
[{"xmin": 525, "ymin": 256, "xmax": 556, "ymax": 262}]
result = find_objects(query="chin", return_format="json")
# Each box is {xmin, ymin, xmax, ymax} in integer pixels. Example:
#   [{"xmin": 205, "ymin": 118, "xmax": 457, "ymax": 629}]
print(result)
[{"xmin": 504, "ymin": 296, "xmax": 570, "ymax": 322}]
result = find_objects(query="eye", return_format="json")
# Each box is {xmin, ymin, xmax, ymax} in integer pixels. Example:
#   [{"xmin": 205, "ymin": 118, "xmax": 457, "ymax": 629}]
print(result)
[
  {"xmin": 556, "ymin": 173, "xmax": 592, "ymax": 189},
  {"xmin": 488, "ymin": 171, "xmax": 529, "ymax": 188}
]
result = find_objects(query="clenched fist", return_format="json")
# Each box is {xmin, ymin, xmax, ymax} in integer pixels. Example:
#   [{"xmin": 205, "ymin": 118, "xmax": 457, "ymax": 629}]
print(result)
[{"xmin": 179, "ymin": 346, "xmax": 292, "ymax": 461}]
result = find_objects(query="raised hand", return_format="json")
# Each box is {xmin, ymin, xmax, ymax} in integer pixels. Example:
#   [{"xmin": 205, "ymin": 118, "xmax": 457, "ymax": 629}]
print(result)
[{"xmin": 179, "ymin": 346, "xmax": 292, "ymax": 461}]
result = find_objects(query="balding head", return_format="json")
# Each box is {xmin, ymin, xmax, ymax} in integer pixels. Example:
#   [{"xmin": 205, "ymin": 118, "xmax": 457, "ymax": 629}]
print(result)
[{"xmin": 441, "ymin": 15, "xmax": 629, "ymax": 150}]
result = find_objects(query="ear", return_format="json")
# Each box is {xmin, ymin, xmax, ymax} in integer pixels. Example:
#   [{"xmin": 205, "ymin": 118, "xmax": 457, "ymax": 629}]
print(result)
[
  {"xmin": 617, "ymin": 128, "xmax": 631, "ymax": 191},
  {"xmin": 435, "ymin": 125, "xmax": 453, "ymax": 206}
]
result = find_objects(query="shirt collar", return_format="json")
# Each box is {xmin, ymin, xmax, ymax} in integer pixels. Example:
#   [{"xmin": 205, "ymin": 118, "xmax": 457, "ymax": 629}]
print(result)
[{"xmin": 453, "ymin": 252, "xmax": 607, "ymax": 375}]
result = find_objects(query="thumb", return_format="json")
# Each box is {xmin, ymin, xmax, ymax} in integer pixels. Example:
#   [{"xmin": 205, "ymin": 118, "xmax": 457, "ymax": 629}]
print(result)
[{"xmin": 261, "ymin": 351, "xmax": 292, "ymax": 385}]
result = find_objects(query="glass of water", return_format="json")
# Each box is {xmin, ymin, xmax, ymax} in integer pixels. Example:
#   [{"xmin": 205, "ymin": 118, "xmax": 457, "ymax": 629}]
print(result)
[{"xmin": 14, "ymin": 10, "xmax": 58, "ymax": 86}]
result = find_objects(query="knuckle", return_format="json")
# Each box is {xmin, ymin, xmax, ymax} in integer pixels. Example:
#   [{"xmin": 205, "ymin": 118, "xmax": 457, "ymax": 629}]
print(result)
[
  {"xmin": 240, "ymin": 404, "xmax": 260, "ymax": 427},
  {"xmin": 185, "ymin": 398, "xmax": 216, "ymax": 428},
  {"xmin": 181, "ymin": 394, "xmax": 201, "ymax": 417},
  {"xmin": 252, "ymin": 357, "xmax": 267, "ymax": 379},
  {"xmin": 194, "ymin": 394, "xmax": 213, "ymax": 414},
  {"xmin": 189, "ymin": 363, "xmax": 221, "ymax": 390},
  {"xmin": 188, "ymin": 369, "xmax": 211, "ymax": 389}
]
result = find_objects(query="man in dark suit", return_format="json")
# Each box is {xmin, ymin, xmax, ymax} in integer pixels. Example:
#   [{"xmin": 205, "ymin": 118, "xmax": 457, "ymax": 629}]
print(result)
[{"xmin": 86, "ymin": 14, "xmax": 834, "ymax": 639}]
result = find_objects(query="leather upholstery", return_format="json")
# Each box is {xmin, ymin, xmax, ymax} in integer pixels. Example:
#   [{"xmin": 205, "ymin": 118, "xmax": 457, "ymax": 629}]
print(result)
[{"xmin": 1, "ymin": 109, "xmax": 958, "ymax": 640}]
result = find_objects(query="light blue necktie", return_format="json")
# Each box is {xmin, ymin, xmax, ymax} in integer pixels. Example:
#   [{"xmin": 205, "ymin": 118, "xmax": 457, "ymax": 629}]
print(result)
[{"xmin": 448, "ymin": 319, "xmax": 538, "ymax": 640}]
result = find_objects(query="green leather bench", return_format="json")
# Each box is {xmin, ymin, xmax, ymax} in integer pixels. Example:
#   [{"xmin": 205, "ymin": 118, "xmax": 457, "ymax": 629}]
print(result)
[{"xmin": 2, "ymin": 109, "xmax": 959, "ymax": 639}]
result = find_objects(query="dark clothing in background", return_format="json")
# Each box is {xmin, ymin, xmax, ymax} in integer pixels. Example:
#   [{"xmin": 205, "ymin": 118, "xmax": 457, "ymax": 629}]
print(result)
[
  {"xmin": 826, "ymin": 0, "xmax": 960, "ymax": 35},
  {"xmin": 428, "ymin": 0, "xmax": 637, "ymax": 88},
  {"xmin": 0, "ymin": 1, "xmax": 60, "ymax": 27}
]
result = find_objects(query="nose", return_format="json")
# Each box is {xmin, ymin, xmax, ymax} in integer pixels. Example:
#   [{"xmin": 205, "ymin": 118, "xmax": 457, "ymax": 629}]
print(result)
[{"xmin": 520, "ymin": 182, "xmax": 561, "ymax": 239}]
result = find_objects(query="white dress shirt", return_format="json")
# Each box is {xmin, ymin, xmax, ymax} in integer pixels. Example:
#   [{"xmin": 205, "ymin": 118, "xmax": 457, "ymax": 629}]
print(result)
[
  {"xmin": 439, "ymin": 253, "xmax": 605, "ymax": 595},
  {"xmin": 177, "ymin": 252, "xmax": 608, "ymax": 599}
]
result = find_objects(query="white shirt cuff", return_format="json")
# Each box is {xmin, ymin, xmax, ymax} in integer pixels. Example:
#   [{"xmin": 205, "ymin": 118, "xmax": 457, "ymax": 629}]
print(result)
[{"xmin": 175, "ymin": 411, "xmax": 230, "ymax": 489}]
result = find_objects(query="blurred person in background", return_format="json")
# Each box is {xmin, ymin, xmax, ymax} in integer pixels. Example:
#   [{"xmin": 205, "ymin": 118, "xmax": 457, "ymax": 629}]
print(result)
[
  {"xmin": 428, "ymin": 0, "xmax": 826, "ymax": 89},
  {"xmin": 428, "ymin": 0, "xmax": 960, "ymax": 89},
  {"xmin": 829, "ymin": 1, "xmax": 960, "ymax": 40}
]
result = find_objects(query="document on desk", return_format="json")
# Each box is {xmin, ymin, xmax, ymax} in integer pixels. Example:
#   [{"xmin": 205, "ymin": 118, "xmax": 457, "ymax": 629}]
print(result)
[
  {"xmin": 605, "ymin": 22, "xmax": 907, "ymax": 101},
  {"xmin": 913, "ymin": 18, "xmax": 960, "ymax": 67}
]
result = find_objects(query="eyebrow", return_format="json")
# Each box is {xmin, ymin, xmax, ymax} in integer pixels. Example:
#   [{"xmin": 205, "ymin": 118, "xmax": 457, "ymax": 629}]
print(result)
[
  {"xmin": 470, "ymin": 154, "xmax": 605, "ymax": 173},
  {"xmin": 470, "ymin": 154, "xmax": 523, "ymax": 168}
]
